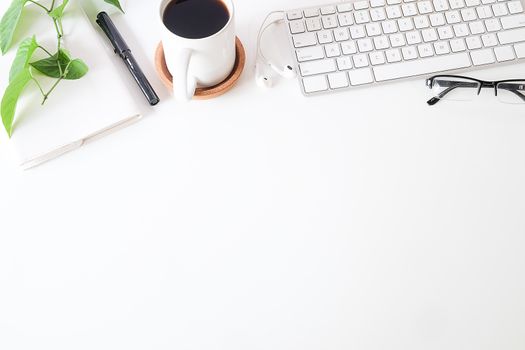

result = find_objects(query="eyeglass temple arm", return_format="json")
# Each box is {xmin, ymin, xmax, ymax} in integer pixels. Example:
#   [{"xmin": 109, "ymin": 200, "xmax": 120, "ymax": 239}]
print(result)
[
  {"xmin": 427, "ymin": 81, "xmax": 481, "ymax": 106},
  {"xmin": 498, "ymin": 83, "xmax": 525, "ymax": 102}
]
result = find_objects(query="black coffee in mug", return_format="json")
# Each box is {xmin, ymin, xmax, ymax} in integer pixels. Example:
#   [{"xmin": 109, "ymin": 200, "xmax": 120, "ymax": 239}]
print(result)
[{"xmin": 163, "ymin": 0, "xmax": 230, "ymax": 40}]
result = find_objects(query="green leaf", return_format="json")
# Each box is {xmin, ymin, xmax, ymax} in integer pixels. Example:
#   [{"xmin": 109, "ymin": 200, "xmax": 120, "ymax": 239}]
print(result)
[
  {"xmin": 49, "ymin": 0, "xmax": 69, "ymax": 19},
  {"xmin": 30, "ymin": 49, "xmax": 88, "ymax": 80},
  {"xmin": 9, "ymin": 35, "xmax": 38, "ymax": 82},
  {"xmin": 0, "ymin": 0, "xmax": 29, "ymax": 55},
  {"xmin": 104, "ymin": 0, "xmax": 124, "ymax": 13},
  {"xmin": 65, "ymin": 58, "xmax": 88, "ymax": 79},
  {"xmin": 1, "ymin": 69, "xmax": 31, "ymax": 137}
]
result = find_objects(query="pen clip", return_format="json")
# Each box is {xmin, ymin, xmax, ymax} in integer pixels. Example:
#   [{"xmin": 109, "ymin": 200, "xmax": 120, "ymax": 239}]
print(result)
[{"xmin": 96, "ymin": 12, "xmax": 129, "ymax": 56}]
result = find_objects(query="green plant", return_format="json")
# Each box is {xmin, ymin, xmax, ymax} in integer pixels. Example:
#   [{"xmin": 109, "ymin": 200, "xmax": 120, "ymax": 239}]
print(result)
[{"xmin": 0, "ymin": 0, "xmax": 123, "ymax": 137}]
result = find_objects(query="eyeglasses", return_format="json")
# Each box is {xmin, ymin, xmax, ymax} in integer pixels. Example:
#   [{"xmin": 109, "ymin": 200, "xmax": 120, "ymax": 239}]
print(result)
[{"xmin": 426, "ymin": 75, "xmax": 525, "ymax": 106}]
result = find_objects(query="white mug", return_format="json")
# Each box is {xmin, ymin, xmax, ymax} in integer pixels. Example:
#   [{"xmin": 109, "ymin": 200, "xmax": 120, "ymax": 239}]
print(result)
[{"xmin": 159, "ymin": 0, "xmax": 236, "ymax": 102}]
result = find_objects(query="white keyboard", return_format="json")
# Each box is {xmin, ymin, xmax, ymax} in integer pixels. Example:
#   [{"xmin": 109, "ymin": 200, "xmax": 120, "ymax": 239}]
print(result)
[{"xmin": 285, "ymin": 0, "xmax": 525, "ymax": 95}]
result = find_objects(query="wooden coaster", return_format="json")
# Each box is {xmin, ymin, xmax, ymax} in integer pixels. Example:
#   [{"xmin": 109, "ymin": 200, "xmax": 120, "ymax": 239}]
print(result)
[{"xmin": 155, "ymin": 37, "xmax": 245, "ymax": 100}]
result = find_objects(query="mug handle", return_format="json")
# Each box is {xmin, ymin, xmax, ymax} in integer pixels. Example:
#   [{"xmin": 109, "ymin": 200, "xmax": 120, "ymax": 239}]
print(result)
[{"xmin": 173, "ymin": 48, "xmax": 197, "ymax": 102}]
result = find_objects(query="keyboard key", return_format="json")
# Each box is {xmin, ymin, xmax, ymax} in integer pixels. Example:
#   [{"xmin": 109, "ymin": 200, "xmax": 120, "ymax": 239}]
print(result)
[
  {"xmin": 322, "ymin": 15, "xmax": 338, "ymax": 28},
  {"xmin": 508, "ymin": 1, "xmax": 524, "ymax": 14},
  {"xmin": 402, "ymin": 45, "xmax": 419, "ymax": 59},
  {"xmin": 328, "ymin": 72, "xmax": 349, "ymax": 88},
  {"xmin": 382, "ymin": 20, "xmax": 398, "ymax": 33},
  {"xmin": 407, "ymin": 30, "xmax": 422, "ymax": 44},
  {"xmin": 288, "ymin": 10, "xmax": 303, "ymax": 20},
  {"xmin": 461, "ymin": 8, "xmax": 477, "ymax": 21},
  {"xmin": 338, "ymin": 13, "xmax": 354, "ymax": 26},
  {"xmin": 434, "ymin": 41, "xmax": 451, "ymax": 54},
  {"xmin": 318, "ymin": 30, "xmax": 334, "ymax": 43},
  {"xmin": 514, "ymin": 42, "xmax": 525, "ymax": 57},
  {"xmin": 465, "ymin": 0, "xmax": 481, "ymax": 6},
  {"xmin": 300, "ymin": 59, "xmax": 337, "ymax": 76},
  {"xmin": 336, "ymin": 56, "xmax": 353, "ymax": 69},
  {"xmin": 325, "ymin": 43, "xmax": 342, "ymax": 57},
  {"xmin": 450, "ymin": 0, "xmax": 466, "ymax": 9},
  {"xmin": 494, "ymin": 45, "xmax": 516, "ymax": 60},
  {"xmin": 334, "ymin": 28, "xmax": 350, "ymax": 41},
  {"xmin": 418, "ymin": 43, "xmax": 435, "ymax": 56},
  {"xmin": 430, "ymin": 13, "xmax": 446, "ymax": 26},
  {"xmin": 498, "ymin": 27, "xmax": 525, "ymax": 44},
  {"xmin": 470, "ymin": 48, "xmax": 496, "ymax": 64},
  {"xmin": 438, "ymin": 25, "xmax": 454, "ymax": 39},
  {"xmin": 350, "ymin": 25, "xmax": 367, "ymax": 38},
  {"xmin": 481, "ymin": 33, "xmax": 498, "ymax": 46},
  {"xmin": 477, "ymin": 5, "xmax": 493, "ymax": 18},
  {"xmin": 321, "ymin": 6, "xmax": 336, "ymax": 15},
  {"xmin": 341, "ymin": 40, "xmax": 358, "ymax": 54},
  {"xmin": 454, "ymin": 23, "xmax": 470, "ymax": 36},
  {"xmin": 445, "ymin": 10, "xmax": 462, "ymax": 23},
  {"xmin": 353, "ymin": 53, "xmax": 370, "ymax": 67},
  {"xmin": 450, "ymin": 38, "xmax": 467, "ymax": 51},
  {"xmin": 304, "ymin": 8, "xmax": 319, "ymax": 18},
  {"xmin": 385, "ymin": 48, "xmax": 403, "ymax": 62},
  {"xmin": 469, "ymin": 21, "xmax": 486, "ymax": 34},
  {"xmin": 296, "ymin": 46, "xmax": 325, "ymax": 61},
  {"xmin": 371, "ymin": 7, "xmax": 387, "ymax": 21},
  {"xmin": 422, "ymin": 28, "xmax": 438, "ymax": 41},
  {"xmin": 293, "ymin": 32, "xmax": 317, "ymax": 47},
  {"xmin": 354, "ymin": 10, "xmax": 371, "ymax": 23},
  {"xmin": 371, "ymin": 0, "xmax": 386, "ymax": 8},
  {"xmin": 466, "ymin": 35, "xmax": 483, "ymax": 49},
  {"xmin": 501, "ymin": 14, "xmax": 525, "ymax": 29},
  {"xmin": 354, "ymin": 1, "xmax": 369, "ymax": 10},
  {"xmin": 390, "ymin": 33, "xmax": 407, "ymax": 46},
  {"xmin": 348, "ymin": 68, "xmax": 375, "ymax": 85},
  {"xmin": 369, "ymin": 51, "xmax": 386, "ymax": 64},
  {"xmin": 414, "ymin": 15, "xmax": 430, "ymax": 29},
  {"xmin": 337, "ymin": 3, "xmax": 353, "ymax": 13},
  {"xmin": 398, "ymin": 18, "xmax": 414, "ymax": 31},
  {"xmin": 386, "ymin": 5, "xmax": 403, "ymax": 18},
  {"xmin": 418, "ymin": 1, "xmax": 434, "ymax": 14},
  {"xmin": 306, "ymin": 18, "xmax": 323, "ymax": 31},
  {"xmin": 493, "ymin": 3, "xmax": 509, "ymax": 16},
  {"xmin": 402, "ymin": 3, "xmax": 418, "ymax": 16},
  {"xmin": 358, "ymin": 38, "xmax": 374, "ymax": 51},
  {"xmin": 374, "ymin": 35, "xmax": 391, "ymax": 48},
  {"xmin": 485, "ymin": 18, "xmax": 502, "ymax": 32},
  {"xmin": 366, "ymin": 22, "xmax": 382, "ymax": 36},
  {"xmin": 373, "ymin": 52, "xmax": 471, "ymax": 80},
  {"xmin": 433, "ymin": 0, "xmax": 449, "ymax": 11},
  {"xmin": 303, "ymin": 75, "xmax": 328, "ymax": 92},
  {"xmin": 289, "ymin": 20, "xmax": 306, "ymax": 34}
]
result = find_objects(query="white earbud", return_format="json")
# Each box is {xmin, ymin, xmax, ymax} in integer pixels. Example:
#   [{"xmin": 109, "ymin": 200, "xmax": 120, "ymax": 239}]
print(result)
[
  {"xmin": 255, "ymin": 12, "xmax": 296, "ymax": 88},
  {"xmin": 255, "ymin": 61, "xmax": 274, "ymax": 88}
]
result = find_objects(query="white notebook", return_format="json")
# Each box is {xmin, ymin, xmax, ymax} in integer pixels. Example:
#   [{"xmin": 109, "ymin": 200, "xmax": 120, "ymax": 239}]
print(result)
[{"xmin": 6, "ymin": 1, "xmax": 141, "ymax": 170}]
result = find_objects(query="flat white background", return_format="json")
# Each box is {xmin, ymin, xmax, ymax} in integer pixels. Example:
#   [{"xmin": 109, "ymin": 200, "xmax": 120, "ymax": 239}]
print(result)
[{"xmin": 1, "ymin": 0, "xmax": 524, "ymax": 349}]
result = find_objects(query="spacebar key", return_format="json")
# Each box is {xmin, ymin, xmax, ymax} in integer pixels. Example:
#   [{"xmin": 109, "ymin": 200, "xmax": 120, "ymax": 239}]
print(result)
[{"xmin": 373, "ymin": 53, "xmax": 471, "ymax": 82}]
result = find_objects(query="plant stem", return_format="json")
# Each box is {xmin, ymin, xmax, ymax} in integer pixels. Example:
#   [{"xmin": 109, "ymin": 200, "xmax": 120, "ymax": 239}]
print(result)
[
  {"xmin": 42, "ymin": 77, "xmax": 63, "ymax": 104},
  {"xmin": 52, "ymin": 18, "xmax": 63, "ymax": 74},
  {"xmin": 27, "ymin": 0, "xmax": 50, "ymax": 13},
  {"xmin": 37, "ymin": 45, "xmax": 54, "ymax": 57},
  {"xmin": 41, "ymin": 61, "xmax": 72, "ymax": 104},
  {"xmin": 50, "ymin": 0, "xmax": 56, "ymax": 10}
]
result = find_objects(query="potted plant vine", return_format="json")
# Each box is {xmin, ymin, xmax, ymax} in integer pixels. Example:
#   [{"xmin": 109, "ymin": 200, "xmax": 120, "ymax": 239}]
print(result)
[{"xmin": 0, "ymin": 0, "xmax": 123, "ymax": 137}]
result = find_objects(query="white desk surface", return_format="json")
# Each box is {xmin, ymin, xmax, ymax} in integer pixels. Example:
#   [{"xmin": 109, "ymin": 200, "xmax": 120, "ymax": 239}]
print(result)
[{"xmin": 1, "ymin": 0, "xmax": 525, "ymax": 349}]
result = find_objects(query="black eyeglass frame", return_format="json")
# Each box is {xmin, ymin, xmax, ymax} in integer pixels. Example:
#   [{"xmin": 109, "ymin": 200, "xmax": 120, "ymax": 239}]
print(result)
[{"xmin": 426, "ymin": 75, "xmax": 525, "ymax": 106}]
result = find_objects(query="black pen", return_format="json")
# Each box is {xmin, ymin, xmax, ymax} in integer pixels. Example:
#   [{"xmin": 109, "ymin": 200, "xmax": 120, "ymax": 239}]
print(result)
[{"xmin": 96, "ymin": 12, "xmax": 160, "ymax": 106}]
